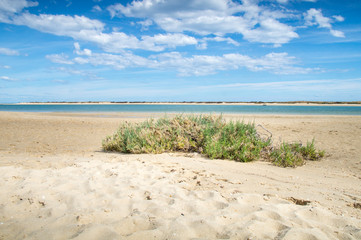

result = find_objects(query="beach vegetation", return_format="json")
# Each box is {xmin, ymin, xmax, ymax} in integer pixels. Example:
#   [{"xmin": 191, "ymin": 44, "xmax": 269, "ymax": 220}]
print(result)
[
  {"xmin": 102, "ymin": 115, "xmax": 324, "ymax": 167},
  {"xmin": 270, "ymin": 140, "xmax": 325, "ymax": 167}
]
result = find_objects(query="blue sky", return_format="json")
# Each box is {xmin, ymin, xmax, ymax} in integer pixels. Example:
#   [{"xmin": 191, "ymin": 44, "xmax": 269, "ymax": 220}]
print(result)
[{"xmin": 0, "ymin": 0, "xmax": 360, "ymax": 103}]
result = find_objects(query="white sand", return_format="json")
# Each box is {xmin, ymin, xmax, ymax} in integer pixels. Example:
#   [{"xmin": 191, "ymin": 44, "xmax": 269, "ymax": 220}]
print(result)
[
  {"xmin": 1, "ymin": 153, "xmax": 360, "ymax": 240},
  {"xmin": 0, "ymin": 112, "xmax": 360, "ymax": 239}
]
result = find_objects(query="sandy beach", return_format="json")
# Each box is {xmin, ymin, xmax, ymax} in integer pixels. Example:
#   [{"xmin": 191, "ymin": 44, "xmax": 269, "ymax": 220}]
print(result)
[{"xmin": 0, "ymin": 111, "xmax": 360, "ymax": 239}]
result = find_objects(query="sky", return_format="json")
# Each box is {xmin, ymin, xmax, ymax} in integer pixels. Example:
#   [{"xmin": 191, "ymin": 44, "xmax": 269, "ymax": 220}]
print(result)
[{"xmin": 0, "ymin": 0, "xmax": 360, "ymax": 103}]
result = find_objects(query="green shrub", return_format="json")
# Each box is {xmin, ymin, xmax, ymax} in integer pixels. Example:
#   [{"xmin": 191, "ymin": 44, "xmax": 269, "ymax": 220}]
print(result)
[
  {"xmin": 102, "ymin": 115, "xmax": 324, "ymax": 167},
  {"xmin": 270, "ymin": 140, "xmax": 325, "ymax": 167},
  {"xmin": 270, "ymin": 143, "xmax": 305, "ymax": 167},
  {"xmin": 202, "ymin": 121, "xmax": 270, "ymax": 162},
  {"xmin": 103, "ymin": 115, "xmax": 270, "ymax": 162}
]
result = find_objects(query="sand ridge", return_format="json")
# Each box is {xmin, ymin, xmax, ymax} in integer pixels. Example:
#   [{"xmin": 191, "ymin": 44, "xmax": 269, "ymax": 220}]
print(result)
[{"xmin": 0, "ymin": 112, "xmax": 360, "ymax": 239}]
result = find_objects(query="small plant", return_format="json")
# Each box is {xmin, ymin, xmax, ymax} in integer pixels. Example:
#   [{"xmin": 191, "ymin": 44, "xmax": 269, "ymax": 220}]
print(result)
[
  {"xmin": 300, "ymin": 140, "xmax": 325, "ymax": 161},
  {"xmin": 103, "ymin": 115, "xmax": 325, "ymax": 167},
  {"xmin": 270, "ymin": 143, "xmax": 305, "ymax": 167},
  {"xmin": 103, "ymin": 115, "xmax": 270, "ymax": 162},
  {"xmin": 270, "ymin": 140, "xmax": 325, "ymax": 167},
  {"xmin": 203, "ymin": 121, "xmax": 270, "ymax": 162}
]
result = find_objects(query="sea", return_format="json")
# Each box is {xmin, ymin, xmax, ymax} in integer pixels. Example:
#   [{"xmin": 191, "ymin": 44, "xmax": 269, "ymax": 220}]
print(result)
[{"xmin": 1, "ymin": 104, "xmax": 361, "ymax": 115}]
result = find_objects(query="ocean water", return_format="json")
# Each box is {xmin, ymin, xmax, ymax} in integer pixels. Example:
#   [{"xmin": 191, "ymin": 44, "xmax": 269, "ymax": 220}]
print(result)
[{"xmin": 1, "ymin": 104, "xmax": 361, "ymax": 115}]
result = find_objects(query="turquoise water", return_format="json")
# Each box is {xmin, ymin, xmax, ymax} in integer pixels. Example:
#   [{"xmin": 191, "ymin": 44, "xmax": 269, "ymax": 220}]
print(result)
[{"xmin": 1, "ymin": 104, "xmax": 361, "ymax": 115}]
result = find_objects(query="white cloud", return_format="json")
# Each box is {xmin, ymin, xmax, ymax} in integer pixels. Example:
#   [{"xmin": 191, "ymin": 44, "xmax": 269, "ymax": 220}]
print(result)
[
  {"xmin": 0, "ymin": 76, "xmax": 16, "ymax": 81},
  {"xmin": 141, "ymin": 33, "xmax": 198, "ymax": 49},
  {"xmin": 304, "ymin": 8, "xmax": 345, "ymax": 37},
  {"xmin": 70, "ymin": 43, "xmax": 313, "ymax": 76},
  {"xmin": 0, "ymin": 47, "xmax": 20, "ymax": 55},
  {"xmin": 330, "ymin": 29, "xmax": 345, "ymax": 38},
  {"xmin": 1, "ymin": 65, "xmax": 11, "ymax": 68},
  {"xmin": 138, "ymin": 19, "xmax": 153, "ymax": 31},
  {"xmin": 242, "ymin": 17, "xmax": 298, "ymax": 46},
  {"xmin": 12, "ymin": 13, "xmax": 105, "ymax": 38},
  {"xmin": 93, "ymin": 32, "xmax": 198, "ymax": 52},
  {"xmin": 1, "ymin": 3, "xmax": 199, "ymax": 52},
  {"xmin": 333, "ymin": 15, "xmax": 344, "ymax": 22},
  {"xmin": 108, "ymin": 0, "xmax": 299, "ymax": 45},
  {"xmin": 305, "ymin": 8, "xmax": 331, "ymax": 28},
  {"xmin": 73, "ymin": 51, "xmax": 150, "ymax": 70},
  {"xmin": 0, "ymin": 0, "xmax": 37, "ymax": 22},
  {"xmin": 6, "ymin": 12, "xmax": 198, "ymax": 52},
  {"xmin": 46, "ymin": 53, "xmax": 74, "ymax": 64},
  {"xmin": 202, "ymin": 36, "xmax": 240, "ymax": 46},
  {"xmin": 74, "ymin": 42, "xmax": 92, "ymax": 56},
  {"xmin": 0, "ymin": 0, "xmax": 37, "ymax": 13},
  {"xmin": 92, "ymin": 5, "xmax": 102, "ymax": 12},
  {"xmin": 197, "ymin": 36, "xmax": 240, "ymax": 50}
]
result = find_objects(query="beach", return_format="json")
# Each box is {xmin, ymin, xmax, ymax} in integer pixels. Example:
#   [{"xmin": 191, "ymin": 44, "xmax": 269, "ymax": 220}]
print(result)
[{"xmin": 0, "ymin": 111, "xmax": 360, "ymax": 239}]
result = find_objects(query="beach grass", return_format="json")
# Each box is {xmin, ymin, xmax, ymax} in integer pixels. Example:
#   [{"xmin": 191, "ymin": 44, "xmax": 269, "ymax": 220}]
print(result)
[
  {"xmin": 103, "ymin": 115, "xmax": 324, "ymax": 167},
  {"xmin": 270, "ymin": 140, "xmax": 325, "ymax": 167}
]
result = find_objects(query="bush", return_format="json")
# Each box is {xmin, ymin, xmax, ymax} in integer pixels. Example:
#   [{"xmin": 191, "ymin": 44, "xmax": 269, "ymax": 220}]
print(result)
[
  {"xmin": 103, "ymin": 115, "xmax": 270, "ymax": 162},
  {"xmin": 102, "ymin": 115, "xmax": 324, "ymax": 167},
  {"xmin": 270, "ymin": 140, "xmax": 325, "ymax": 167}
]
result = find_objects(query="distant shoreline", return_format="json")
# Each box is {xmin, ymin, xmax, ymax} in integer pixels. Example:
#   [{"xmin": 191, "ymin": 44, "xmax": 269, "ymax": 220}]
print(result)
[{"xmin": 9, "ymin": 101, "xmax": 361, "ymax": 106}]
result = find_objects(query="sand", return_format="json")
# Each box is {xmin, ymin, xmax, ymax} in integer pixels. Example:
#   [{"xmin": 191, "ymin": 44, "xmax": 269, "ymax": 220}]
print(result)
[{"xmin": 0, "ymin": 111, "xmax": 360, "ymax": 239}]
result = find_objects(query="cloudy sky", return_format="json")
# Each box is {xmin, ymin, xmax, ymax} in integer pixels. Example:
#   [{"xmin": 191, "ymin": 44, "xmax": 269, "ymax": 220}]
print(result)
[{"xmin": 0, "ymin": 0, "xmax": 360, "ymax": 103}]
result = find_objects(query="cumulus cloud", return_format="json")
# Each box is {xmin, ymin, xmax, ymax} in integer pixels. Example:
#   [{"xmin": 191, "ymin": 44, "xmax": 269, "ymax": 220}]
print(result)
[
  {"xmin": 12, "ymin": 13, "xmax": 105, "ymax": 38},
  {"xmin": 160, "ymin": 52, "xmax": 313, "ymax": 76},
  {"xmin": 1, "ymin": 1, "xmax": 198, "ymax": 52},
  {"xmin": 0, "ymin": 0, "xmax": 344, "ymax": 79},
  {"xmin": 0, "ymin": 47, "xmax": 20, "ymax": 55},
  {"xmin": 138, "ymin": 19, "xmax": 153, "ymax": 31},
  {"xmin": 0, "ymin": 0, "xmax": 37, "ymax": 22},
  {"xmin": 1, "ymin": 0, "xmax": 346, "ymax": 54},
  {"xmin": 94, "ymin": 32, "xmax": 198, "ymax": 52},
  {"xmin": 141, "ymin": 33, "xmax": 198, "ymax": 49},
  {"xmin": 197, "ymin": 36, "xmax": 240, "ymax": 49},
  {"xmin": 108, "ymin": 0, "xmax": 299, "ymax": 45},
  {"xmin": 70, "ymin": 43, "xmax": 313, "ymax": 76},
  {"xmin": 304, "ymin": 8, "xmax": 345, "ymax": 37},
  {"xmin": 5, "ymin": 11, "xmax": 198, "ymax": 52},
  {"xmin": 74, "ymin": 42, "xmax": 92, "ymax": 56},
  {"xmin": 0, "ymin": 0, "xmax": 37, "ymax": 13}
]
